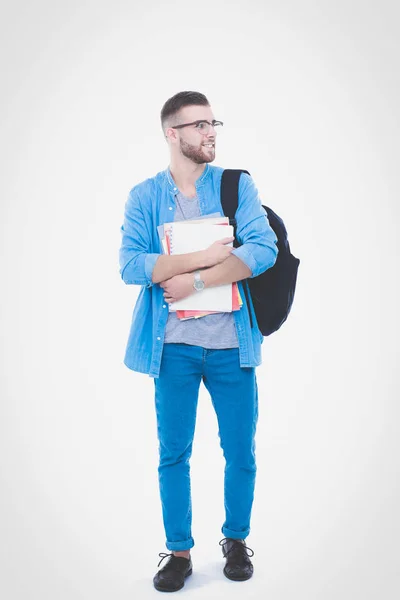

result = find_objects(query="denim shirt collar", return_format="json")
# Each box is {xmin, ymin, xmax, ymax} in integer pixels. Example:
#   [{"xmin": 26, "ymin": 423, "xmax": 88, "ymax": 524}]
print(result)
[{"xmin": 164, "ymin": 163, "xmax": 211, "ymax": 190}]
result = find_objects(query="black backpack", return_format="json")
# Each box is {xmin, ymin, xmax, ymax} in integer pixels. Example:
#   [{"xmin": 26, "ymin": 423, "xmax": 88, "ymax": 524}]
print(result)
[{"xmin": 220, "ymin": 169, "xmax": 300, "ymax": 336}]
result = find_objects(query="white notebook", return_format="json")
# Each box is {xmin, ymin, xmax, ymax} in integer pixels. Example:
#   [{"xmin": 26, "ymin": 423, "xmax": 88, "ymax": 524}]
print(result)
[{"xmin": 169, "ymin": 222, "xmax": 234, "ymax": 312}]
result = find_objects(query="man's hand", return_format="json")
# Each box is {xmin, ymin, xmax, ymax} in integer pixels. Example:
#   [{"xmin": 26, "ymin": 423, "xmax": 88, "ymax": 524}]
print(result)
[
  {"xmin": 160, "ymin": 273, "xmax": 196, "ymax": 304},
  {"xmin": 203, "ymin": 236, "xmax": 235, "ymax": 267}
]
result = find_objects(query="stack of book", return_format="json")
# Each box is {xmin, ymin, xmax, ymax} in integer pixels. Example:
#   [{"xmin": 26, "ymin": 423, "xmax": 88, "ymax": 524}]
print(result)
[{"xmin": 158, "ymin": 215, "xmax": 243, "ymax": 320}]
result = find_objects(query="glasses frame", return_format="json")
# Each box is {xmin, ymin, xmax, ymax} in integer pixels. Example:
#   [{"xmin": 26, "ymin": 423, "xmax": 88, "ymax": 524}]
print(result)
[{"xmin": 170, "ymin": 119, "xmax": 224, "ymax": 132}]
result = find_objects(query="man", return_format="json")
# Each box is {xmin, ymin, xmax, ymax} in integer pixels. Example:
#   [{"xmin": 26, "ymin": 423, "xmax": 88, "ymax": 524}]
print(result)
[{"xmin": 119, "ymin": 91, "xmax": 278, "ymax": 592}]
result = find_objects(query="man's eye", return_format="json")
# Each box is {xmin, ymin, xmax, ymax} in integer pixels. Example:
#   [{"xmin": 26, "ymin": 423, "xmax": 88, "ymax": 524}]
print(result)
[{"xmin": 196, "ymin": 122, "xmax": 207, "ymax": 129}]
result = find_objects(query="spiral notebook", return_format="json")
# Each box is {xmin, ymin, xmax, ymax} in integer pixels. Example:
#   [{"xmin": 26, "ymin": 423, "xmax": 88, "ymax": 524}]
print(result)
[
  {"xmin": 168, "ymin": 222, "xmax": 234, "ymax": 312},
  {"xmin": 157, "ymin": 213, "xmax": 227, "ymax": 254}
]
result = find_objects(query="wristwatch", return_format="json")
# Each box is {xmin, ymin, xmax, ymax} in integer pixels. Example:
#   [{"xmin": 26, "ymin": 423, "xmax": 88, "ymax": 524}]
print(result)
[{"xmin": 193, "ymin": 270, "xmax": 205, "ymax": 292}]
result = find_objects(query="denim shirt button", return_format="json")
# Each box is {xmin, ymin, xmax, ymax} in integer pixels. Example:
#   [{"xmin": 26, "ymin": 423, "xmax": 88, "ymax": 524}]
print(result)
[
  {"xmin": 163, "ymin": 305, "xmax": 166, "ymax": 308},
  {"xmin": 157, "ymin": 337, "xmax": 161, "ymax": 341},
  {"xmin": 169, "ymin": 206, "xmax": 173, "ymax": 210}
]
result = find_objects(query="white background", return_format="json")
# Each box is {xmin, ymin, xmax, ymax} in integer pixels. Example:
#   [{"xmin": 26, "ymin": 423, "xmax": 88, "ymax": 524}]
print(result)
[{"xmin": 1, "ymin": 1, "xmax": 399, "ymax": 598}]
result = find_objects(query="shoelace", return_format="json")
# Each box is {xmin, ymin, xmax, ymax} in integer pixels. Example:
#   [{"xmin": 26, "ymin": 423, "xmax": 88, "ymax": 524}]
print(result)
[
  {"xmin": 218, "ymin": 537, "xmax": 255, "ymax": 558},
  {"xmin": 157, "ymin": 552, "xmax": 190, "ymax": 569}
]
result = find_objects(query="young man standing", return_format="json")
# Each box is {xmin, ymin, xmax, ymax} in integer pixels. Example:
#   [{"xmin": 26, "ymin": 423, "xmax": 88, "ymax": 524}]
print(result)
[{"xmin": 119, "ymin": 91, "xmax": 278, "ymax": 592}]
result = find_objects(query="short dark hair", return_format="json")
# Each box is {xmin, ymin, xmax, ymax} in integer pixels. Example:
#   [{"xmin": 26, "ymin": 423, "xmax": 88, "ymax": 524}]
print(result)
[{"xmin": 160, "ymin": 91, "xmax": 210, "ymax": 134}]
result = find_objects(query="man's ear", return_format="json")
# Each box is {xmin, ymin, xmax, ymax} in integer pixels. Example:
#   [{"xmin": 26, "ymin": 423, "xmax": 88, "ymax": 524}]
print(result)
[{"xmin": 165, "ymin": 127, "xmax": 178, "ymax": 144}]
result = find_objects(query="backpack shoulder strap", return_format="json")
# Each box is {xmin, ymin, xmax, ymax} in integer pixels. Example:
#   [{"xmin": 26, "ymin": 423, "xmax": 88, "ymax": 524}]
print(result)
[
  {"xmin": 220, "ymin": 169, "xmax": 251, "ymax": 224},
  {"xmin": 220, "ymin": 169, "xmax": 253, "ymax": 325}
]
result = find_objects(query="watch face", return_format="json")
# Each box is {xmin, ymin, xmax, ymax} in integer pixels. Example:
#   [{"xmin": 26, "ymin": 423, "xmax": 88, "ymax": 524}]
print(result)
[{"xmin": 194, "ymin": 279, "xmax": 205, "ymax": 291}]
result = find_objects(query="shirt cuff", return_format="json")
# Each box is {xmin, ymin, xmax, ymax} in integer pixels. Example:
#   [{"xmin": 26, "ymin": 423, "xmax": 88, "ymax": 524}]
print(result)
[
  {"xmin": 144, "ymin": 253, "xmax": 160, "ymax": 288},
  {"xmin": 231, "ymin": 246, "xmax": 257, "ymax": 277}
]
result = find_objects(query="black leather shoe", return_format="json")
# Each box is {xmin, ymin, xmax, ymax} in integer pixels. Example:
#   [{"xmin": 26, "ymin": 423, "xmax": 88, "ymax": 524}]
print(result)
[
  {"xmin": 219, "ymin": 537, "xmax": 254, "ymax": 581},
  {"xmin": 153, "ymin": 552, "xmax": 193, "ymax": 592}
]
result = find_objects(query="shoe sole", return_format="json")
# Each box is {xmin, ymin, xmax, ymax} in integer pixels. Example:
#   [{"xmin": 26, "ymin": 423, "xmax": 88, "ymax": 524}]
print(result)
[
  {"xmin": 153, "ymin": 568, "xmax": 193, "ymax": 592},
  {"xmin": 223, "ymin": 566, "xmax": 253, "ymax": 581}
]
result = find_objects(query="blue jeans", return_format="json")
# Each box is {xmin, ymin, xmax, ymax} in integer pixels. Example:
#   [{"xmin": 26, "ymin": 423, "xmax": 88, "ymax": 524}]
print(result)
[{"xmin": 153, "ymin": 343, "xmax": 259, "ymax": 551}]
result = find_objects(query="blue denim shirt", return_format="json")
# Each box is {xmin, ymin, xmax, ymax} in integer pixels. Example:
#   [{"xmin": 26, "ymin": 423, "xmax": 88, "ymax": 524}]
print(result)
[{"xmin": 119, "ymin": 163, "xmax": 278, "ymax": 378}]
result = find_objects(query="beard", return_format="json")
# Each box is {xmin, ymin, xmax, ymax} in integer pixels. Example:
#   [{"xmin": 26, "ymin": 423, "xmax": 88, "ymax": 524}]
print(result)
[{"xmin": 179, "ymin": 138, "xmax": 215, "ymax": 164}]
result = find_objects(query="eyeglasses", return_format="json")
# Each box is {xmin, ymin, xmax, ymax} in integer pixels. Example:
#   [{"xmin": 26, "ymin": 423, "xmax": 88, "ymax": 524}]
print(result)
[{"xmin": 170, "ymin": 119, "xmax": 223, "ymax": 134}]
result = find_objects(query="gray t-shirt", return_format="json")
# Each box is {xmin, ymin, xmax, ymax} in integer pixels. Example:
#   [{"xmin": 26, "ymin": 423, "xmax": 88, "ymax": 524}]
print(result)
[{"xmin": 163, "ymin": 190, "xmax": 239, "ymax": 349}]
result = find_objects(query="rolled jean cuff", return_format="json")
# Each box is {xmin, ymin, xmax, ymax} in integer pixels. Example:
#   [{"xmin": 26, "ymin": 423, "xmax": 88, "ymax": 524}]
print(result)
[
  {"xmin": 166, "ymin": 536, "xmax": 195, "ymax": 551},
  {"xmin": 222, "ymin": 526, "xmax": 250, "ymax": 540}
]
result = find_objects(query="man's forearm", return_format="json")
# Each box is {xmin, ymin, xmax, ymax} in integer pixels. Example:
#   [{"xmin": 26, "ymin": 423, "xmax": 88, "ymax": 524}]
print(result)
[
  {"xmin": 152, "ymin": 251, "xmax": 207, "ymax": 284},
  {"xmin": 201, "ymin": 254, "xmax": 252, "ymax": 288}
]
